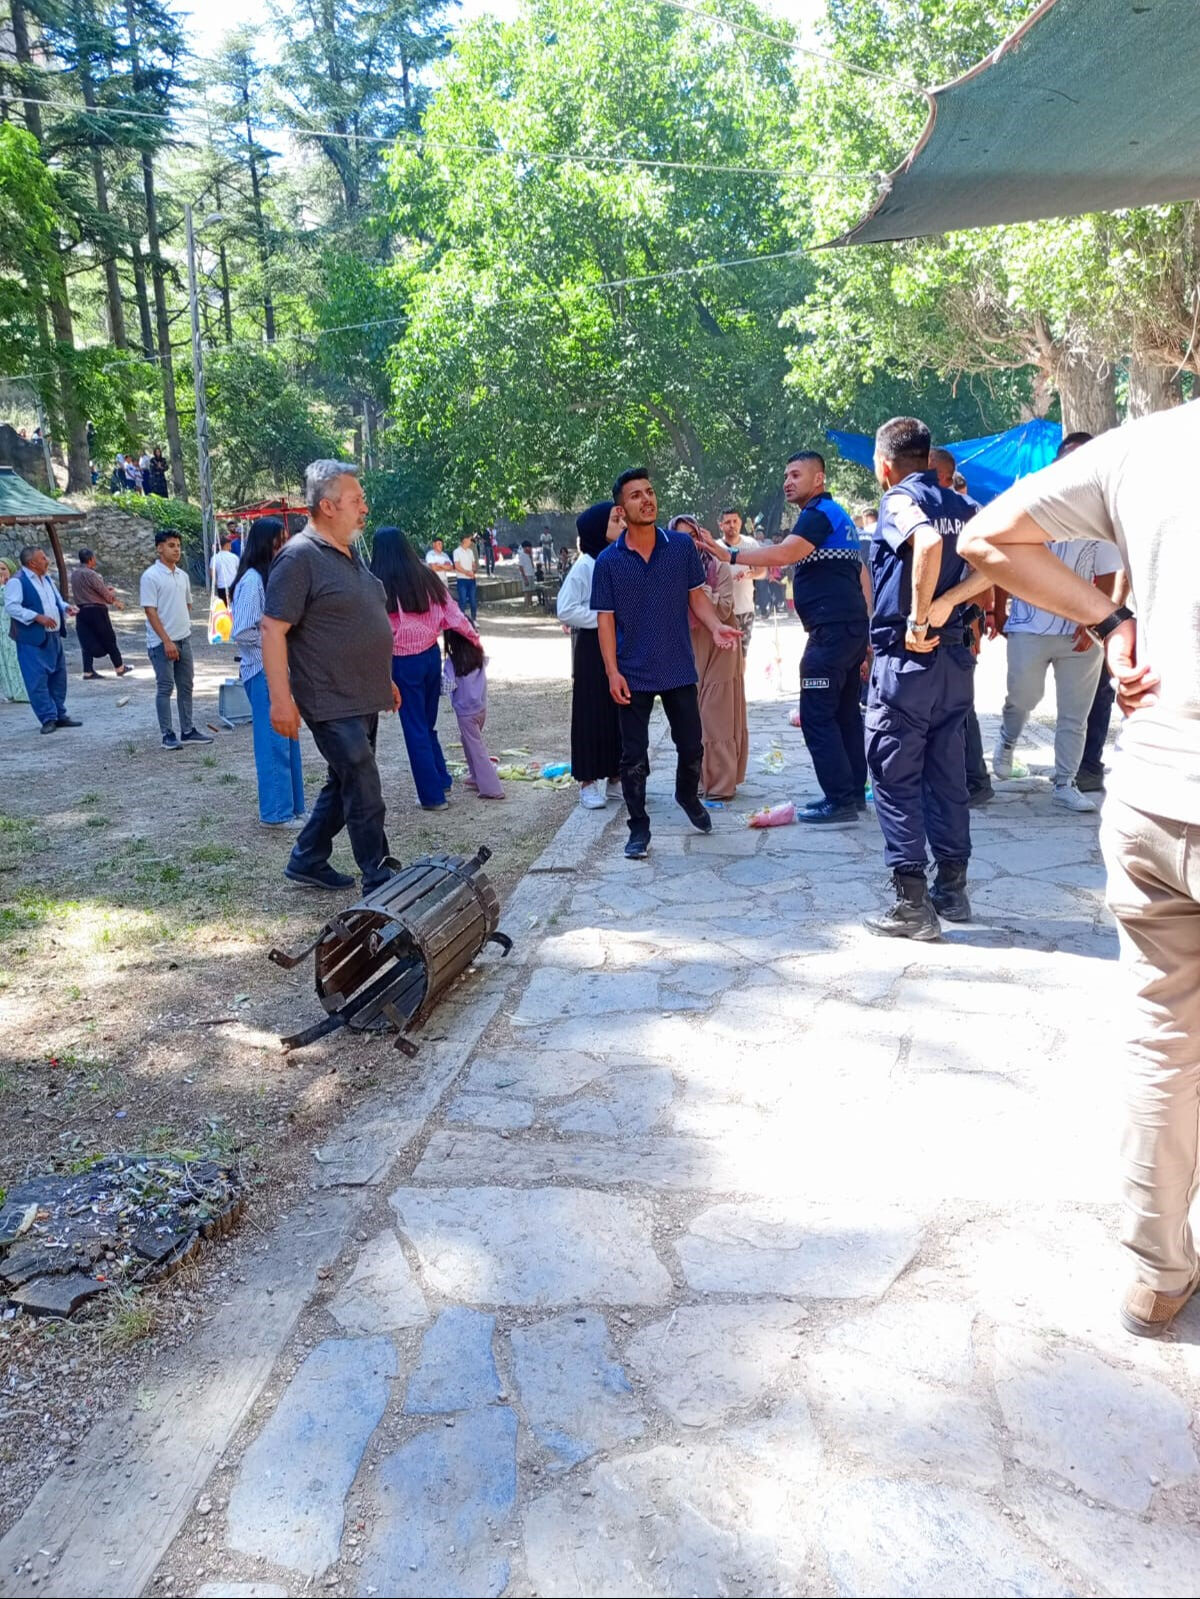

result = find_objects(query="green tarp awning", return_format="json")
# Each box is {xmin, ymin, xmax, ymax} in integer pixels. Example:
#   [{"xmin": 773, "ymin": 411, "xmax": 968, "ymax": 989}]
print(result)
[
  {"xmin": 835, "ymin": 0, "xmax": 1200, "ymax": 247},
  {"xmin": 0, "ymin": 465, "xmax": 82, "ymax": 523}
]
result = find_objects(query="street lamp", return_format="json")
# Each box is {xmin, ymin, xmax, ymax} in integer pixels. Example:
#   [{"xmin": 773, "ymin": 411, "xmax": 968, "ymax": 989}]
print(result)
[{"xmin": 185, "ymin": 205, "xmax": 223, "ymax": 583}]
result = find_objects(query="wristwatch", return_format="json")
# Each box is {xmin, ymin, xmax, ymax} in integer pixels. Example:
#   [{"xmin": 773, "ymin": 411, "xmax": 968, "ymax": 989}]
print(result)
[
  {"xmin": 1087, "ymin": 604, "xmax": 1134, "ymax": 645},
  {"xmin": 907, "ymin": 616, "xmax": 929, "ymax": 636}
]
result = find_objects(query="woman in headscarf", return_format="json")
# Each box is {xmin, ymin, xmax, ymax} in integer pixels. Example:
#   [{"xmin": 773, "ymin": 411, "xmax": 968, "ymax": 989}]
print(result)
[
  {"xmin": 669, "ymin": 514, "xmax": 748, "ymax": 801},
  {"xmin": 557, "ymin": 500, "xmax": 624, "ymax": 809}
]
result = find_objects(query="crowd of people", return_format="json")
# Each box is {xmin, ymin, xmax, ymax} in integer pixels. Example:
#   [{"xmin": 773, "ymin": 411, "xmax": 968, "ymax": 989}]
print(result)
[
  {"xmin": 109, "ymin": 447, "xmax": 170, "ymax": 498},
  {"xmin": 3, "ymin": 402, "xmax": 1197, "ymax": 1344}
]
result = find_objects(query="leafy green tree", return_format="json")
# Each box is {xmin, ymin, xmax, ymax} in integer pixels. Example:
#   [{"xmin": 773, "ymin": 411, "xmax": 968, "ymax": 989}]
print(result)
[
  {"xmin": 271, "ymin": 0, "xmax": 458, "ymax": 218},
  {"xmin": 381, "ymin": 0, "xmax": 823, "ymax": 530},
  {"xmin": 195, "ymin": 345, "xmax": 342, "ymax": 502}
]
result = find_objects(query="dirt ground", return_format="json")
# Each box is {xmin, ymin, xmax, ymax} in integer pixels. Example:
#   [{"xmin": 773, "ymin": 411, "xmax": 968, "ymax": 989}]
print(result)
[{"xmin": 0, "ymin": 598, "xmax": 577, "ymax": 1533}]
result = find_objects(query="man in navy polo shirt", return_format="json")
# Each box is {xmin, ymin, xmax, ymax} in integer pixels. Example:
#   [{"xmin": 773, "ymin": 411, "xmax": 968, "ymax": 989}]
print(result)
[
  {"xmin": 591, "ymin": 468, "xmax": 741, "ymax": 860},
  {"xmin": 703, "ymin": 450, "xmax": 870, "ymax": 823},
  {"xmin": 862, "ymin": 416, "xmax": 979, "ymax": 940}
]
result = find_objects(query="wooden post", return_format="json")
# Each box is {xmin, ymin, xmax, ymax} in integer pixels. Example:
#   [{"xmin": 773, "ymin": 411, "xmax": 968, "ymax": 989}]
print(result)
[{"xmin": 45, "ymin": 519, "xmax": 69, "ymax": 598}]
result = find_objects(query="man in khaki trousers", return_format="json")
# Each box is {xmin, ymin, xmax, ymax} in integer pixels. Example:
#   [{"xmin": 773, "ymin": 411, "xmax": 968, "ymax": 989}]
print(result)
[{"xmin": 957, "ymin": 401, "xmax": 1200, "ymax": 1337}]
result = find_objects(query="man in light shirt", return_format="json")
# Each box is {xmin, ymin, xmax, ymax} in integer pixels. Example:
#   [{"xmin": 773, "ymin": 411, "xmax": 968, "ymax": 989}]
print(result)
[
  {"xmin": 140, "ymin": 528, "xmax": 213, "ymax": 751},
  {"xmin": 453, "ymin": 533, "xmax": 478, "ymax": 622},
  {"xmin": 959, "ymin": 401, "xmax": 1200, "ymax": 1338},
  {"xmin": 719, "ymin": 507, "xmax": 757, "ymax": 662},
  {"xmin": 3, "ymin": 546, "xmax": 81, "ymax": 733},
  {"xmin": 210, "ymin": 533, "xmax": 239, "ymax": 605},
  {"xmin": 990, "ymin": 435, "xmax": 1124, "ymax": 813},
  {"xmin": 517, "ymin": 541, "xmax": 536, "ymax": 607},
  {"xmin": 425, "ymin": 538, "xmax": 454, "ymax": 575}
]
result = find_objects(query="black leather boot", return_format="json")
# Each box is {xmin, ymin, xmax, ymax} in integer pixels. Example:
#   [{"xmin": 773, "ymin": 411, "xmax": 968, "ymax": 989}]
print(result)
[
  {"xmin": 864, "ymin": 871, "xmax": 942, "ymax": 941},
  {"xmin": 930, "ymin": 860, "xmax": 971, "ymax": 922}
]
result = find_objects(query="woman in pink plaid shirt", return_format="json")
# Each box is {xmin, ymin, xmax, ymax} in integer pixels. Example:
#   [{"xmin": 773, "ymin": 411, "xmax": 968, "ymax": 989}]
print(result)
[{"xmin": 370, "ymin": 527, "xmax": 481, "ymax": 810}]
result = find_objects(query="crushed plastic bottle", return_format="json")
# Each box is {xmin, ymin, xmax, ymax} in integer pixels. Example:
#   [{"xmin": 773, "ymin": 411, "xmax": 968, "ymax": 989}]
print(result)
[
  {"xmin": 540, "ymin": 761, "xmax": 571, "ymax": 779},
  {"xmin": 748, "ymin": 801, "xmax": 796, "ymax": 829}
]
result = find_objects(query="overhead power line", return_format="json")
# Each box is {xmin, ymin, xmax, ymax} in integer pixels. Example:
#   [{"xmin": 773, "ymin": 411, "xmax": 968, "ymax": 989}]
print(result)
[
  {"xmin": 1, "ymin": 94, "xmax": 880, "ymax": 182},
  {"xmin": 3, "ymin": 242, "xmax": 813, "ymax": 386}
]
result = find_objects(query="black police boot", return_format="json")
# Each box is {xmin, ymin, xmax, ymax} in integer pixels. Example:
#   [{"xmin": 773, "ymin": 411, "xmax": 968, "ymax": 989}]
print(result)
[
  {"xmin": 930, "ymin": 859, "xmax": 971, "ymax": 922},
  {"xmin": 798, "ymin": 797, "xmax": 859, "ymax": 825},
  {"xmin": 863, "ymin": 871, "xmax": 942, "ymax": 941}
]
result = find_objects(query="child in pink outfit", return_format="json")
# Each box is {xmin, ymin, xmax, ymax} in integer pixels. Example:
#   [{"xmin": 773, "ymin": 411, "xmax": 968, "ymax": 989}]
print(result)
[{"xmin": 444, "ymin": 631, "xmax": 504, "ymax": 799}]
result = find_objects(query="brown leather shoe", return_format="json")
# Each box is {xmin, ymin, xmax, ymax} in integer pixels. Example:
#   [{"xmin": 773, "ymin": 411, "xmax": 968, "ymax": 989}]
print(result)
[{"xmin": 1121, "ymin": 1271, "xmax": 1200, "ymax": 1338}]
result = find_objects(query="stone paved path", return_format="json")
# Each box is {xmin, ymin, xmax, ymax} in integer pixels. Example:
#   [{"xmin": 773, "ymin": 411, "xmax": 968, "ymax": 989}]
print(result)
[{"xmin": 14, "ymin": 638, "xmax": 1200, "ymax": 1598}]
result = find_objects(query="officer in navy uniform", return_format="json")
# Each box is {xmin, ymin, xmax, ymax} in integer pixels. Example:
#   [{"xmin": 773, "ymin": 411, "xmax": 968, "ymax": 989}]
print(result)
[
  {"xmin": 702, "ymin": 450, "xmax": 871, "ymax": 823},
  {"xmin": 863, "ymin": 416, "xmax": 982, "ymax": 939}
]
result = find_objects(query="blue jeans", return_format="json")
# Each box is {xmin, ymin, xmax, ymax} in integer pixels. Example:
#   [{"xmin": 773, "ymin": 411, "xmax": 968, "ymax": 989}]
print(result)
[
  {"xmin": 17, "ymin": 635, "xmax": 67, "ymax": 727},
  {"xmin": 245, "ymin": 670, "xmax": 305, "ymax": 823},
  {"xmin": 457, "ymin": 577, "xmax": 477, "ymax": 622},
  {"xmin": 289, "ymin": 713, "xmax": 390, "ymax": 890},
  {"xmin": 392, "ymin": 645, "xmax": 452, "ymax": 807}
]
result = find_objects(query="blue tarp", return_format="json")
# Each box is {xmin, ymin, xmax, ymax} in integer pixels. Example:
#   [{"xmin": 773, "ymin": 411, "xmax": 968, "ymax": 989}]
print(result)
[{"xmin": 826, "ymin": 419, "xmax": 1062, "ymax": 505}]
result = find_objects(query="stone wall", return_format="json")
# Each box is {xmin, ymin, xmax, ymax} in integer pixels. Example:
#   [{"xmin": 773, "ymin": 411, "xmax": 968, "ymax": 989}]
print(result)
[
  {"xmin": 0, "ymin": 499, "xmax": 156, "ymax": 596},
  {"xmin": 0, "ymin": 424, "xmax": 50, "ymax": 491}
]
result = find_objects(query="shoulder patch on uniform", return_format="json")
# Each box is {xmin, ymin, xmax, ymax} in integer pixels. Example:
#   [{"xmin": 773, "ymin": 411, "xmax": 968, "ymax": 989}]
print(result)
[{"xmin": 885, "ymin": 493, "xmax": 931, "ymax": 540}]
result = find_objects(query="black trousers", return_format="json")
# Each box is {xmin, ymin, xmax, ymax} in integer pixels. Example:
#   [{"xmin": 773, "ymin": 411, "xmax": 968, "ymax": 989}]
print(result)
[
  {"xmin": 617, "ymin": 684, "xmax": 703, "ymax": 837},
  {"xmin": 289, "ymin": 713, "xmax": 390, "ymax": 890},
  {"xmin": 75, "ymin": 604, "xmax": 123, "ymax": 672},
  {"xmin": 800, "ymin": 621, "xmax": 869, "ymax": 807},
  {"xmin": 1079, "ymin": 668, "xmax": 1115, "ymax": 778}
]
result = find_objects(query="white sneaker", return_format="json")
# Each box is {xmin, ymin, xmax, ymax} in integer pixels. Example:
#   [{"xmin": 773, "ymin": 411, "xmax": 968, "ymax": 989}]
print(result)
[
  {"xmin": 993, "ymin": 739, "xmax": 1016, "ymax": 780},
  {"xmin": 1053, "ymin": 781, "xmax": 1097, "ymax": 813},
  {"xmin": 580, "ymin": 781, "xmax": 607, "ymax": 810}
]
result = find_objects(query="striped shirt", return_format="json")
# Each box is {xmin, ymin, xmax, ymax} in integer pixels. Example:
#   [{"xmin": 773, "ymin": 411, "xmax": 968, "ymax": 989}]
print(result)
[
  {"xmin": 388, "ymin": 594, "xmax": 480, "ymax": 657},
  {"xmin": 589, "ymin": 527, "xmax": 706, "ymax": 692},
  {"xmin": 231, "ymin": 567, "xmax": 266, "ymax": 681}
]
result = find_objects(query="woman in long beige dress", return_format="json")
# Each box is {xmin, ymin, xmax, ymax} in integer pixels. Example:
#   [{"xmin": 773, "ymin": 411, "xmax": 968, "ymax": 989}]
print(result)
[{"xmin": 670, "ymin": 516, "xmax": 748, "ymax": 800}]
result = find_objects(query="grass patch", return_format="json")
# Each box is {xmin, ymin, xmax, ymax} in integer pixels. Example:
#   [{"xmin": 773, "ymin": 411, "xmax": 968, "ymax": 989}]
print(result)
[
  {"xmin": 0, "ymin": 813, "xmax": 33, "ymax": 837},
  {"xmin": 85, "ymin": 815, "xmax": 111, "ymax": 829},
  {"xmin": 218, "ymin": 773, "xmax": 241, "ymax": 786},
  {"xmin": 201, "ymin": 755, "xmax": 218, "ymax": 769},
  {"xmin": 79, "ymin": 792, "xmax": 102, "ymax": 807},
  {"xmin": 188, "ymin": 844, "xmax": 237, "ymax": 866},
  {"xmin": 99, "ymin": 1289, "xmax": 158, "ymax": 1349}
]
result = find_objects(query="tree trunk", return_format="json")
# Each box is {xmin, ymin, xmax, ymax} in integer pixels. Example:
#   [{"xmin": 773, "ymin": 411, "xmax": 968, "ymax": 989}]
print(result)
[
  {"xmin": 1054, "ymin": 345, "xmax": 1119, "ymax": 435},
  {"xmin": 46, "ymin": 275, "xmax": 92, "ymax": 493},
  {"xmin": 81, "ymin": 69, "xmax": 129, "ymax": 350},
  {"xmin": 11, "ymin": 0, "xmax": 90, "ymax": 492},
  {"xmin": 1127, "ymin": 350, "xmax": 1183, "ymax": 418},
  {"xmin": 141, "ymin": 151, "xmax": 187, "ymax": 497},
  {"xmin": 129, "ymin": 231, "xmax": 156, "ymax": 358},
  {"xmin": 128, "ymin": 0, "xmax": 186, "ymax": 498},
  {"xmin": 242, "ymin": 79, "xmax": 276, "ymax": 341}
]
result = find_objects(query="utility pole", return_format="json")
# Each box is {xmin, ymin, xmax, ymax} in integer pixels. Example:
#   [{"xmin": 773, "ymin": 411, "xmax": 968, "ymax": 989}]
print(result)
[{"xmin": 185, "ymin": 205, "xmax": 217, "ymax": 578}]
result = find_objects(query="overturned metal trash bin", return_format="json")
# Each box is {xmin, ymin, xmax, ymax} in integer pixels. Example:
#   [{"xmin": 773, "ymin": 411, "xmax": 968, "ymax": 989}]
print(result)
[{"xmin": 269, "ymin": 847, "xmax": 511, "ymax": 1056}]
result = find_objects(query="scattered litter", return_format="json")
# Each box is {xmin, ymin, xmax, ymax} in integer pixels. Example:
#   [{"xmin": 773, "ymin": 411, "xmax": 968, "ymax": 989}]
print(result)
[
  {"xmin": 115, "ymin": 696, "xmax": 130, "ymax": 708},
  {"xmin": 702, "ymin": 799, "xmax": 726, "ymax": 810},
  {"xmin": 759, "ymin": 743, "xmax": 785, "ymax": 774},
  {"xmin": 787, "ymin": 708, "xmax": 802, "ymax": 728},
  {"xmin": 748, "ymin": 802, "xmax": 796, "ymax": 829}
]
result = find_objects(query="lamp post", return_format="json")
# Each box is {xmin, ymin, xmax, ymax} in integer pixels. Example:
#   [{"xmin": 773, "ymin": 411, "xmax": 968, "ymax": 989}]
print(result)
[{"xmin": 185, "ymin": 204, "xmax": 220, "ymax": 578}]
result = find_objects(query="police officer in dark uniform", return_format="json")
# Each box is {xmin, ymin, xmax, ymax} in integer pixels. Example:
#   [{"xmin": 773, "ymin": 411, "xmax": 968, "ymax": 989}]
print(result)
[
  {"xmin": 863, "ymin": 416, "xmax": 981, "ymax": 939},
  {"xmin": 703, "ymin": 450, "xmax": 871, "ymax": 823}
]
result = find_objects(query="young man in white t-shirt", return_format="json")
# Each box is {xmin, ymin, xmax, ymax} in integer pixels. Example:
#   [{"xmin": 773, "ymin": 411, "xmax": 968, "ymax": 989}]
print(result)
[
  {"xmin": 452, "ymin": 533, "xmax": 478, "ymax": 622},
  {"xmin": 992, "ymin": 532, "xmax": 1123, "ymax": 812}
]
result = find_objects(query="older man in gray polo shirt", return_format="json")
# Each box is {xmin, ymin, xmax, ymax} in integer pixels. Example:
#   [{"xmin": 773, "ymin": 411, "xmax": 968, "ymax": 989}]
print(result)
[{"xmin": 262, "ymin": 460, "xmax": 399, "ymax": 892}]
